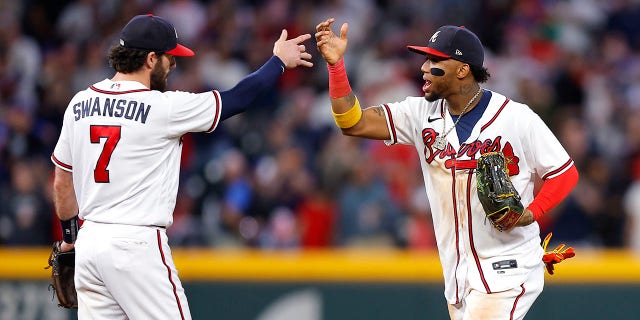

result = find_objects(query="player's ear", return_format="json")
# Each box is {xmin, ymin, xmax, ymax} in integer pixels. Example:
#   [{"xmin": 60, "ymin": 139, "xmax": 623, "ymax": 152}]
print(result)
[
  {"xmin": 145, "ymin": 52, "xmax": 159, "ymax": 69},
  {"xmin": 456, "ymin": 63, "xmax": 471, "ymax": 79}
]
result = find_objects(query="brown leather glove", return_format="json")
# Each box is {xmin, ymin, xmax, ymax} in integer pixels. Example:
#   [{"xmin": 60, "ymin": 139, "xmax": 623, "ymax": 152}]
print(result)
[{"xmin": 46, "ymin": 241, "xmax": 78, "ymax": 308}]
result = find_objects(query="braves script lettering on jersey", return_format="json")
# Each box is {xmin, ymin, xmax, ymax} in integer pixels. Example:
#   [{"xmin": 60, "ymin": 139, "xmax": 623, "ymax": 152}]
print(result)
[
  {"xmin": 382, "ymin": 91, "xmax": 573, "ymax": 302},
  {"xmin": 52, "ymin": 79, "xmax": 221, "ymax": 227}
]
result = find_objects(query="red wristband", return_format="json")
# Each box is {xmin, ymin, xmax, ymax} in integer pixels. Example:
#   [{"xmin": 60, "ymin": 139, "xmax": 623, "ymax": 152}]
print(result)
[{"xmin": 327, "ymin": 58, "xmax": 352, "ymax": 99}]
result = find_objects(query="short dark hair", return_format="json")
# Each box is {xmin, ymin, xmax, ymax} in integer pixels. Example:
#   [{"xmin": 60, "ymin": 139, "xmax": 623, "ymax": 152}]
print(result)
[
  {"xmin": 107, "ymin": 45, "xmax": 159, "ymax": 73},
  {"xmin": 470, "ymin": 65, "xmax": 491, "ymax": 83}
]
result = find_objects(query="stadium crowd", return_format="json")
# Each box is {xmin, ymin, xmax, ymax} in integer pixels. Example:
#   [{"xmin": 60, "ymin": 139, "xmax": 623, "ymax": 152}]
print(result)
[{"xmin": 1, "ymin": 0, "xmax": 639, "ymax": 251}]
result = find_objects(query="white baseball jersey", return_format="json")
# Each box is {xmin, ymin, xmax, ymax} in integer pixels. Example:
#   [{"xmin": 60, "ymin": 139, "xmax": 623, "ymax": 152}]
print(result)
[
  {"xmin": 51, "ymin": 79, "xmax": 222, "ymax": 227},
  {"xmin": 382, "ymin": 90, "xmax": 573, "ymax": 304}
]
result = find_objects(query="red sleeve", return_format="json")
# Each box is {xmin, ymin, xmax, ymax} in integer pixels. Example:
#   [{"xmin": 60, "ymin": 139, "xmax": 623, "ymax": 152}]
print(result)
[{"xmin": 527, "ymin": 164, "xmax": 579, "ymax": 221}]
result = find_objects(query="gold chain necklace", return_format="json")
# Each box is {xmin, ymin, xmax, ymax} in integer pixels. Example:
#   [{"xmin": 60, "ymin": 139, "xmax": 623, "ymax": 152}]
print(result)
[{"xmin": 433, "ymin": 87, "xmax": 483, "ymax": 150}]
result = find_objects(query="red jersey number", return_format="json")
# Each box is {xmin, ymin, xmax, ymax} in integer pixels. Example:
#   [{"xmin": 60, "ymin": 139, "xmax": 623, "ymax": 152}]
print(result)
[{"xmin": 90, "ymin": 125, "xmax": 121, "ymax": 183}]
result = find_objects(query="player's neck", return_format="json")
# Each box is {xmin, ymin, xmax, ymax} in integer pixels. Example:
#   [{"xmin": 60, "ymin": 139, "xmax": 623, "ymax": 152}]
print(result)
[
  {"xmin": 111, "ymin": 71, "xmax": 151, "ymax": 89},
  {"xmin": 446, "ymin": 83, "xmax": 482, "ymax": 115}
]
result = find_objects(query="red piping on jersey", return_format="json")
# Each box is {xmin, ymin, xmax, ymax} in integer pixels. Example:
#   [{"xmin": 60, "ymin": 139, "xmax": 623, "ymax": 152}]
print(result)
[
  {"xmin": 383, "ymin": 104, "xmax": 398, "ymax": 144},
  {"xmin": 542, "ymin": 158, "xmax": 573, "ymax": 180},
  {"xmin": 466, "ymin": 166, "xmax": 491, "ymax": 293},
  {"xmin": 510, "ymin": 284, "xmax": 526, "ymax": 320},
  {"xmin": 51, "ymin": 154, "xmax": 72, "ymax": 170},
  {"xmin": 480, "ymin": 98, "xmax": 510, "ymax": 132},
  {"xmin": 450, "ymin": 156, "xmax": 461, "ymax": 304},
  {"xmin": 207, "ymin": 90, "xmax": 221, "ymax": 132},
  {"xmin": 89, "ymin": 86, "xmax": 151, "ymax": 95},
  {"xmin": 156, "ymin": 231, "xmax": 186, "ymax": 320}
]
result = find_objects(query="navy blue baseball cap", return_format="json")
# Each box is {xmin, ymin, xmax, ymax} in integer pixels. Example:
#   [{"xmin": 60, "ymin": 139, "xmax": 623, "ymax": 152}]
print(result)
[
  {"xmin": 120, "ymin": 14, "xmax": 194, "ymax": 57},
  {"xmin": 408, "ymin": 25, "xmax": 483, "ymax": 67}
]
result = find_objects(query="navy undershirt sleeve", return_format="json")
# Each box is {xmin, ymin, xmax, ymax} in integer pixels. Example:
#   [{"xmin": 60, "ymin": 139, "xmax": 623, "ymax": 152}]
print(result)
[
  {"xmin": 451, "ymin": 90, "xmax": 492, "ymax": 144},
  {"xmin": 219, "ymin": 56, "xmax": 285, "ymax": 121}
]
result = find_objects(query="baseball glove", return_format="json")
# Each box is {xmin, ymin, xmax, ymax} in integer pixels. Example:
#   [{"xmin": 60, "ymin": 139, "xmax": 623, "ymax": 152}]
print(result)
[
  {"xmin": 476, "ymin": 152, "xmax": 524, "ymax": 232},
  {"xmin": 542, "ymin": 232, "xmax": 576, "ymax": 275},
  {"xmin": 46, "ymin": 241, "xmax": 78, "ymax": 308}
]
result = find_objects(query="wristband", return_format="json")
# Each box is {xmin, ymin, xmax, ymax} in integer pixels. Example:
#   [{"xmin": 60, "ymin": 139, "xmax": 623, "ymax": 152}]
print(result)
[
  {"xmin": 60, "ymin": 215, "xmax": 79, "ymax": 244},
  {"xmin": 328, "ymin": 58, "xmax": 352, "ymax": 98},
  {"xmin": 332, "ymin": 97, "xmax": 362, "ymax": 128}
]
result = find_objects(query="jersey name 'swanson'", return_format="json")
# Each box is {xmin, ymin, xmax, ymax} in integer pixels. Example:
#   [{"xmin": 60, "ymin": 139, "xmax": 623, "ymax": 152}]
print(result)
[{"xmin": 73, "ymin": 96, "xmax": 151, "ymax": 124}]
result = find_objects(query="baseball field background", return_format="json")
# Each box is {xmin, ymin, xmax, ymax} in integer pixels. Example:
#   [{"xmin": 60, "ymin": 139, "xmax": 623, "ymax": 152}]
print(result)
[{"xmin": 1, "ymin": 247, "xmax": 639, "ymax": 319}]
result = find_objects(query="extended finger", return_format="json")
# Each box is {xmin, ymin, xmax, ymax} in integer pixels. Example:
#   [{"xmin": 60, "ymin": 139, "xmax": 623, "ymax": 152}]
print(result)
[
  {"xmin": 298, "ymin": 59, "xmax": 314, "ymax": 68},
  {"xmin": 292, "ymin": 33, "xmax": 311, "ymax": 44},
  {"xmin": 339, "ymin": 23, "xmax": 349, "ymax": 39},
  {"xmin": 300, "ymin": 52, "xmax": 312, "ymax": 60},
  {"xmin": 315, "ymin": 18, "xmax": 334, "ymax": 31},
  {"xmin": 298, "ymin": 44, "xmax": 306, "ymax": 52},
  {"xmin": 279, "ymin": 29, "xmax": 288, "ymax": 41}
]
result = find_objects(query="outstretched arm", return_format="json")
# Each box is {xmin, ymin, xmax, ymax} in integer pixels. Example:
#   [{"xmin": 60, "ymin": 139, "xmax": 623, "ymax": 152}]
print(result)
[
  {"xmin": 219, "ymin": 30, "xmax": 313, "ymax": 121},
  {"xmin": 315, "ymin": 18, "xmax": 390, "ymax": 140}
]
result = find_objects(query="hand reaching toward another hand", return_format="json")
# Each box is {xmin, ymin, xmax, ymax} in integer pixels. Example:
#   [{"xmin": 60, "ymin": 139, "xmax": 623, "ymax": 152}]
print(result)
[
  {"xmin": 315, "ymin": 18, "xmax": 349, "ymax": 65},
  {"xmin": 273, "ymin": 29, "xmax": 313, "ymax": 69}
]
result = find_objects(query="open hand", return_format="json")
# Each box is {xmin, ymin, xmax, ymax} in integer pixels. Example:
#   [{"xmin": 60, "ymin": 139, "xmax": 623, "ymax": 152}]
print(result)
[
  {"xmin": 315, "ymin": 18, "xmax": 349, "ymax": 65},
  {"xmin": 273, "ymin": 29, "xmax": 313, "ymax": 69}
]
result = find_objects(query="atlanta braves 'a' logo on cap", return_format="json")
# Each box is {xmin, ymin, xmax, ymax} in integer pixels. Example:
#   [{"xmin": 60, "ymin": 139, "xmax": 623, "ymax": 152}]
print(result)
[
  {"xmin": 430, "ymin": 31, "xmax": 441, "ymax": 43},
  {"xmin": 408, "ymin": 25, "xmax": 484, "ymax": 67}
]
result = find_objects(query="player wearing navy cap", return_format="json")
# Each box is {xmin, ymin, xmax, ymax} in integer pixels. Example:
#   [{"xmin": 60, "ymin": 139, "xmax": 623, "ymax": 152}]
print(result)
[
  {"xmin": 316, "ymin": 18, "xmax": 578, "ymax": 319},
  {"xmin": 51, "ymin": 14, "xmax": 312, "ymax": 319}
]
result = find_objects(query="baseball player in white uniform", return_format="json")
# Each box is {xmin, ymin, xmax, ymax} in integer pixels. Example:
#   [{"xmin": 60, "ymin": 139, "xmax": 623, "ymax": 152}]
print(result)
[
  {"xmin": 316, "ymin": 19, "xmax": 579, "ymax": 319},
  {"xmin": 51, "ymin": 14, "xmax": 312, "ymax": 319}
]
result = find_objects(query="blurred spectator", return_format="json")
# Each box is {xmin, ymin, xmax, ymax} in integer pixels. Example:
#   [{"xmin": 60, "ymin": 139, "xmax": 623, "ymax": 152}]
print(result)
[
  {"xmin": 624, "ymin": 181, "xmax": 640, "ymax": 252},
  {"xmin": 0, "ymin": 159, "xmax": 52, "ymax": 245},
  {"xmin": 336, "ymin": 154, "xmax": 402, "ymax": 247},
  {"xmin": 259, "ymin": 206, "xmax": 300, "ymax": 249},
  {"xmin": 0, "ymin": 15, "xmax": 41, "ymax": 111},
  {"xmin": 297, "ymin": 187, "xmax": 336, "ymax": 248}
]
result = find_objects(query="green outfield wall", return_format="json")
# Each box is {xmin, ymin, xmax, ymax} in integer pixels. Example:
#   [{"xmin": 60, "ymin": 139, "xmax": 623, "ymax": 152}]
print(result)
[{"xmin": 1, "ymin": 248, "xmax": 639, "ymax": 319}]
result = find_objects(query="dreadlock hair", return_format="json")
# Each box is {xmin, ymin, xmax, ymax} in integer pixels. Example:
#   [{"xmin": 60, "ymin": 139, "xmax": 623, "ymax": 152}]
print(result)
[{"xmin": 470, "ymin": 64, "xmax": 491, "ymax": 83}]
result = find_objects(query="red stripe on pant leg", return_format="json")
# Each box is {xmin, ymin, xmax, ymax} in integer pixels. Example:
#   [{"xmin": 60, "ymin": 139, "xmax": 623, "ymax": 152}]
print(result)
[
  {"xmin": 510, "ymin": 284, "xmax": 526, "ymax": 320},
  {"xmin": 450, "ymin": 158, "xmax": 461, "ymax": 303},
  {"xmin": 466, "ymin": 168, "xmax": 491, "ymax": 293},
  {"xmin": 157, "ymin": 230, "xmax": 186, "ymax": 320}
]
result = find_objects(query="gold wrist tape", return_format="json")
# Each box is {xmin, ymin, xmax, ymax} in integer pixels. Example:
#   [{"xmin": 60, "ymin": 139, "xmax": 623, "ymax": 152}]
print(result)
[{"xmin": 332, "ymin": 97, "xmax": 362, "ymax": 129}]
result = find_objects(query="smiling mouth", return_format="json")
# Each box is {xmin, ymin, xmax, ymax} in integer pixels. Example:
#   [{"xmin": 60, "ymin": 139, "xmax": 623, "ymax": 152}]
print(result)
[{"xmin": 423, "ymin": 80, "xmax": 432, "ymax": 92}]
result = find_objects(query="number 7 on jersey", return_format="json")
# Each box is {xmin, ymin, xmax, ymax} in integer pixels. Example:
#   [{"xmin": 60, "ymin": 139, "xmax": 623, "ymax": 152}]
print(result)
[{"xmin": 90, "ymin": 125, "xmax": 121, "ymax": 183}]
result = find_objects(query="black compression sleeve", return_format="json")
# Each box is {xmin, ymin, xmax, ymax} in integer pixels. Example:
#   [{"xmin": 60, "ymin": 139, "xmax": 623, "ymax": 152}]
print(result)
[{"xmin": 219, "ymin": 56, "xmax": 285, "ymax": 121}]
